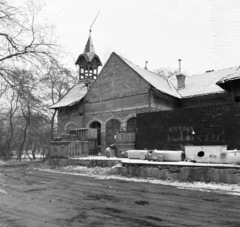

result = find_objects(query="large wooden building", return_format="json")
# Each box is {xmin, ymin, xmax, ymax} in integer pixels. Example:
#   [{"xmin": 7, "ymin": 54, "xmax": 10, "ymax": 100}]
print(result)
[{"xmin": 50, "ymin": 34, "xmax": 240, "ymax": 152}]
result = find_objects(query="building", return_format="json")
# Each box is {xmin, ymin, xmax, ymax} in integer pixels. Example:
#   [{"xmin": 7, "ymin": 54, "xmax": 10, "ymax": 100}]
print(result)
[{"xmin": 50, "ymin": 34, "xmax": 240, "ymax": 152}]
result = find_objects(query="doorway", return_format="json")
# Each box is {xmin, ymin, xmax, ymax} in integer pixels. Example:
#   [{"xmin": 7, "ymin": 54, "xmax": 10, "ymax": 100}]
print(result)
[
  {"xmin": 89, "ymin": 121, "xmax": 101, "ymax": 147},
  {"xmin": 106, "ymin": 119, "xmax": 121, "ymax": 147}
]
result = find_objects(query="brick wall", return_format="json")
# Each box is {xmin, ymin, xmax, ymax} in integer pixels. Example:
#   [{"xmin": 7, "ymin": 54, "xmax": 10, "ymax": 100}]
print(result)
[
  {"xmin": 152, "ymin": 91, "xmax": 176, "ymax": 111},
  {"xmin": 85, "ymin": 53, "xmax": 150, "ymax": 101},
  {"xmin": 57, "ymin": 103, "xmax": 83, "ymax": 134},
  {"xmin": 84, "ymin": 92, "xmax": 149, "ymax": 114},
  {"xmin": 56, "ymin": 52, "xmax": 178, "ymax": 152}
]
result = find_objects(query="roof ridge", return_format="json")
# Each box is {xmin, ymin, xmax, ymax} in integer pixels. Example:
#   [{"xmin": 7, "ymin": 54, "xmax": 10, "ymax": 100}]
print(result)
[
  {"xmin": 119, "ymin": 55, "xmax": 162, "ymax": 77},
  {"xmin": 191, "ymin": 65, "xmax": 240, "ymax": 77}
]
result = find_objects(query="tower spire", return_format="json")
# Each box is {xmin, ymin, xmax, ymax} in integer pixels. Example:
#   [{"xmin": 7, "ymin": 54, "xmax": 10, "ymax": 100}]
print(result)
[{"xmin": 75, "ymin": 12, "xmax": 102, "ymax": 90}]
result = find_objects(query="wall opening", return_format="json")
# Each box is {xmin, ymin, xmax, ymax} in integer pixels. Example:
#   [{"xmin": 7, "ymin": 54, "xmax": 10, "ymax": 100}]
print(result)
[
  {"xmin": 106, "ymin": 119, "xmax": 121, "ymax": 147},
  {"xmin": 89, "ymin": 121, "xmax": 101, "ymax": 147},
  {"xmin": 66, "ymin": 123, "xmax": 76, "ymax": 134},
  {"xmin": 127, "ymin": 117, "xmax": 137, "ymax": 132},
  {"xmin": 197, "ymin": 151, "xmax": 205, "ymax": 157}
]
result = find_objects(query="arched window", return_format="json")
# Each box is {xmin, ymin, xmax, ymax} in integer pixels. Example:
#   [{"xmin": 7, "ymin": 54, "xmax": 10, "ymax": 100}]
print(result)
[{"xmin": 127, "ymin": 117, "xmax": 137, "ymax": 133}]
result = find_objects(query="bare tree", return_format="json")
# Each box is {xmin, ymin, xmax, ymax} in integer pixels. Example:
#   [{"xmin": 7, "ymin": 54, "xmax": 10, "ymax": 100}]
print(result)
[
  {"xmin": 1, "ymin": 88, "xmax": 19, "ymax": 159},
  {"xmin": 41, "ymin": 58, "xmax": 77, "ymax": 139},
  {"xmin": 0, "ymin": 0, "xmax": 58, "ymax": 86},
  {"xmin": 154, "ymin": 67, "xmax": 189, "ymax": 81},
  {"xmin": 154, "ymin": 68, "xmax": 179, "ymax": 81}
]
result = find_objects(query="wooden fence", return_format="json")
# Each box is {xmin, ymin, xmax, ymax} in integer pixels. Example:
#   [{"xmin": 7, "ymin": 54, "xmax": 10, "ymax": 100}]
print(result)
[
  {"xmin": 70, "ymin": 128, "xmax": 97, "ymax": 141},
  {"xmin": 116, "ymin": 132, "xmax": 136, "ymax": 155},
  {"xmin": 50, "ymin": 141, "xmax": 89, "ymax": 158},
  {"xmin": 51, "ymin": 128, "xmax": 98, "ymax": 158}
]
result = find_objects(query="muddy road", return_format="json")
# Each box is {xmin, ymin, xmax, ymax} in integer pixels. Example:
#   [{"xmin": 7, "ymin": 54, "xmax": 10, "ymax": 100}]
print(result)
[{"xmin": 0, "ymin": 162, "xmax": 240, "ymax": 227}]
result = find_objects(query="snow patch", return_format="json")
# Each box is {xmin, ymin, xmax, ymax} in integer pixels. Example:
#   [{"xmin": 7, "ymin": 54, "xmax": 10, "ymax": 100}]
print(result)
[
  {"xmin": 37, "ymin": 166, "xmax": 240, "ymax": 196},
  {"xmin": 0, "ymin": 189, "xmax": 7, "ymax": 194}
]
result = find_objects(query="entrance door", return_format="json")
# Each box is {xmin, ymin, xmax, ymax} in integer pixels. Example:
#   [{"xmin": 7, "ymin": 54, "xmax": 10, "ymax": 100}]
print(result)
[
  {"xmin": 89, "ymin": 121, "xmax": 101, "ymax": 146},
  {"xmin": 106, "ymin": 119, "xmax": 121, "ymax": 147}
]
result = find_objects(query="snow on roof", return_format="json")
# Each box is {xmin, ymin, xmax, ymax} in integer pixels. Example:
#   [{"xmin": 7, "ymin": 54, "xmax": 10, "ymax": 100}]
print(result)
[
  {"xmin": 217, "ymin": 66, "xmax": 240, "ymax": 85},
  {"xmin": 49, "ymin": 83, "xmax": 87, "ymax": 109},
  {"xmin": 169, "ymin": 66, "xmax": 240, "ymax": 98},
  {"xmin": 119, "ymin": 56, "xmax": 181, "ymax": 98}
]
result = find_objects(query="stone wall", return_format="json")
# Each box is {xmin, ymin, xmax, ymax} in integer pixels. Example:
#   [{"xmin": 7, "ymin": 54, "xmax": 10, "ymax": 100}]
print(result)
[
  {"xmin": 49, "ymin": 157, "xmax": 240, "ymax": 184},
  {"xmin": 109, "ymin": 165, "xmax": 240, "ymax": 184},
  {"xmin": 49, "ymin": 158, "xmax": 121, "ymax": 168}
]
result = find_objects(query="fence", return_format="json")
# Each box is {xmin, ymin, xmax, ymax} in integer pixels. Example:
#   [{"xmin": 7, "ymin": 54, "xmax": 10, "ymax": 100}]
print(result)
[
  {"xmin": 116, "ymin": 132, "xmax": 136, "ymax": 155},
  {"xmin": 70, "ymin": 128, "xmax": 97, "ymax": 141},
  {"xmin": 51, "ymin": 128, "xmax": 98, "ymax": 158},
  {"xmin": 50, "ymin": 141, "xmax": 89, "ymax": 158}
]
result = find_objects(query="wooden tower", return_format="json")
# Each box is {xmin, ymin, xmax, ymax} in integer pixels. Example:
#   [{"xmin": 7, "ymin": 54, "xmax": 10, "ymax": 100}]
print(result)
[{"xmin": 75, "ymin": 32, "xmax": 102, "ymax": 89}]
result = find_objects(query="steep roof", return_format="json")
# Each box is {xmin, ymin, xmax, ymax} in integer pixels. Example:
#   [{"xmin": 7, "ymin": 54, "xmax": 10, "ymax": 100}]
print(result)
[
  {"xmin": 49, "ymin": 52, "xmax": 240, "ymax": 110},
  {"xmin": 84, "ymin": 36, "xmax": 95, "ymax": 53},
  {"xmin": 49, "ymin": 83, "xmax": 87, "ymax": 109},
  {"xmin": 119, "ymin": 55, "xmax": 181, "ymax": 98},
  {"xmin": 169, "ymin": 66, "xmax": 240, "ymax": 98},
  {"xmin": 75, "ymin": 35, "xmax": 102, "ymax": 65}
]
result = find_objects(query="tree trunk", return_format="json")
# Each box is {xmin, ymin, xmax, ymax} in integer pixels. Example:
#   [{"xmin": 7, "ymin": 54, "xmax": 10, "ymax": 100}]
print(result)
[
  {"xmin": 51, "ymin": 109, "xmax": 57, "ymax": 139},
  {"xmin": 31, "ymin": 145, "xmax": 38, "ymax": 160},
  {"xmin": 25, "ymin": 142, "xmax": 32, "ymax": 161}
]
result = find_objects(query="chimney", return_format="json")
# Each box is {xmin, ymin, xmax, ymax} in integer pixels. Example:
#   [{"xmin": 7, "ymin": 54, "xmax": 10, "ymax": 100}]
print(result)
[
  {"xmin": 176, "ymin": 59, "xmax": 186, "ymax": 89},
  {"xmin": 145, "ymin": 61, "xmax": 148, "ymax": 70}
]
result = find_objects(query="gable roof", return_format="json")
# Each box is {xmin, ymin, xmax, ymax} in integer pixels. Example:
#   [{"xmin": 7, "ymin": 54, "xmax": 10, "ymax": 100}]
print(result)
[
  {"xmin": 49, "ymin": 83, "xmax": 87, "ymax": 109},
  {"xmin": 169, "ymin": 66, "xmax": 240, "ymax": 98},
  {"xmin": 118, "ymin": 54, "xmax": 181, "ymax": 98},
  {"xmin": 49, "ymin": 52, "xmax": 240, "ymax": 110}
]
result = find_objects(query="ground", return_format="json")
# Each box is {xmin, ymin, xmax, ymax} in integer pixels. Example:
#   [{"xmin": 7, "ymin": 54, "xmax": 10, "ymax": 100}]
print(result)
[{"xmin": 0, "ymin": 161, "xmax": 240, "ymax": 227}]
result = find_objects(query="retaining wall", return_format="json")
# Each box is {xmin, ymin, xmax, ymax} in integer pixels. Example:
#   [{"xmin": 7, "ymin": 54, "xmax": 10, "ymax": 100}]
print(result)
[
  {"xmin": 49, "ymin": 157, "xmax": 240, "ymax": 184},
  {"xmin": 109, "ymin": 165, "xmax": 240, "ymax": 184},
  {"xmin": 49, "ymin": 158, "xmax": 121, "ymax": 168}
]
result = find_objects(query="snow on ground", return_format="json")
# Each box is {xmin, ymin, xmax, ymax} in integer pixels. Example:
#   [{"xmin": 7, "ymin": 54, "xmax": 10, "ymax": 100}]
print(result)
[
  {"xmin": 38, "ymin": 165, "xmax": 240, "ymax": 196},
  {"xmin": 72, "ymin": 156, "xmax": 240, "ymax": 168},
  {"xmin": 0, "ymin": 189, "xmax": 7, "ymax": 194},
  {"xmin": 0, "ymin": 161, "xmax": 6, "ymax": 165}
]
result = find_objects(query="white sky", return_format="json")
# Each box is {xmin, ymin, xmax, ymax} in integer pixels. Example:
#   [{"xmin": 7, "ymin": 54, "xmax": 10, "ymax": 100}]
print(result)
[{"xmin": 44, "ymin": 0, "xmax": 240, "ymax": 75}]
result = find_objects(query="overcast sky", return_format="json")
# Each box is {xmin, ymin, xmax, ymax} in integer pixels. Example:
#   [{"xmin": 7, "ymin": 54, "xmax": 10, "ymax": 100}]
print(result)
[{"xmin": 44, "ymin": 0, "xmax": 240, "ymax": 75}]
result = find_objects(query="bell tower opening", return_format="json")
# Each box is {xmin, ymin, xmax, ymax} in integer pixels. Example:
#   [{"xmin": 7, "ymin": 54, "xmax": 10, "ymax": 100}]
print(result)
[{"xmin": 75, "ymin": 31, "xmax": 102, "ymax": 89}]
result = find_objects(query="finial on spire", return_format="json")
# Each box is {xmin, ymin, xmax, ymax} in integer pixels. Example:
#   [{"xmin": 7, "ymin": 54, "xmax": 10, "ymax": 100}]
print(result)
[{"xmin": 89, "ymin": 11, "xmax": 100, "ymax": 36}]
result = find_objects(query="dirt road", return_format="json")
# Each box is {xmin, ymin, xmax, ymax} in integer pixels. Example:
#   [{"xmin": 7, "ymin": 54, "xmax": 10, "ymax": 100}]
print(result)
[{"xmin": 0, "ymin": 162, "xmax": 240, "ymax": 227}]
